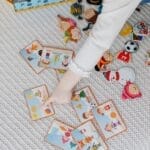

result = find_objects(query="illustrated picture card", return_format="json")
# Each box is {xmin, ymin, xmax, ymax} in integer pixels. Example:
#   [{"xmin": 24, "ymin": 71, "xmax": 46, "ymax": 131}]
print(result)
[
  {"xmin": 46, "ymin": 120, "xmax": 78, "ymax": 150},
  {"xmin": 24, "ymin": 85, "xmax": 54, "ymax": 120},
  {"xmin": 71, "ymin": 87, "xmax": 98, "ymax": 123},
  {"xmin": 93, "ymin": 100, "xmax": 127, "ymax": 140},
  {"xmin": 20, "ymin": 40, "xmax": 44, "ymax": 74},
  {"xmin": 72, "ymin": 121, "xmax": 108, "ymax": 150},
  {"xmin": 39, "ymin": 46, "xmax": 74, "ymax": 70}
]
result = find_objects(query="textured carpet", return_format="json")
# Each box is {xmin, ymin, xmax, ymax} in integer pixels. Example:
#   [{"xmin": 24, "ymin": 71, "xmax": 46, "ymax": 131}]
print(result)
[{"xmin": 0, "ymin": 1, "xmax": 150, "ymax": 150}]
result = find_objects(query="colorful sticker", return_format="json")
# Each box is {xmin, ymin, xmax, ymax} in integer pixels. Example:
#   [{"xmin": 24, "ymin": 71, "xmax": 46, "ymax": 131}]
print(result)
[
  {"xmin": 71, "ymin": 87, "xmax": 98, "ymax": 123},
  {"xmin": 103, "ymin": 67, "xmax": 136, "ymax": 86},
  {"xmin": 39, "ymin": 46, "xmax": 74, "ymax": 70},
  {"xmin": 24, "ymin": 85, "xmax": 54, "ymax": 120},
  {"xmin": 133, "ymin": 21, "xmax": 149, "ymax": 36},
  {"xmin": 131, "ymin": 32, "xmax": 144, "ymax": 41},
  {"xmin": 122, "ymin": 81, "xmax": 142, "ymax": 100},
  {"xmin": 93, "ymin": 100, "xmax": 127, "ymax": 140},
  {"xmin": 46, "ymin": 120, "xmax": 78, "ymax": 150},
  {"xmin": 119, "ymin": 22, "xmax": 133, "ymax": 37},
  {"xmin": 20, "ymin": 41, "xmax": 44, "ymax": 74},
  {"xmin": 72, "ymin": 121, "xmax": 108, "ymax": 150},
  {"xmin": 95, "ymin": 51, "xmax": 113, "ymax": 71},
  {"xmin": 57, "ymin": 15, "xmax": 81, "ymax": 43}
]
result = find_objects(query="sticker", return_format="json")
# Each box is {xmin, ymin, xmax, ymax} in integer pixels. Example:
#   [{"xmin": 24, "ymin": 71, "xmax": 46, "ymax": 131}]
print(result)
[
  {"xmin": 39, "ymin": 46, "xmax": 74, "ymax": 70},
  {"xmin": 133, "ymin": 21, "xmax": 149, "ymax": 36},
  {"xmin": 20, "ymin": 41, "xmax": 45, "ymax": 74},
  {"xmin": 57, "ymin": 15, "xmax": 81, "ymax": 43},
  {"xmin": 119, "ymin": 22, "xmax": 133, "ymax": 37},
  {"xmin": 145, "ymin": 51, "xmax": 150, "ymax": 66},
  {"xmin": 46, "ymin": 120, "xmax": 78, "ymax": 150},
  {"xmin": 116, "ymin": 40, "xmax": 139, "ymax": 63},
  {"xmin": 95, "ymin": 51, "xmax": 113, "ymax": 71},
  {"xmin": 13, "ymin": 0, "xmax": 73, "ymax": 12},
  {"xmin": 70, "ymin": 2, "xmax": 83, "ymax": 19},
  {"xmin": 122, "ymin": 81, "xmax": 142, "ymax": 100},
  {"xmin": 72, "ymin": 121, "xmax": 108, "ymax": 150},
  {"xmin": 92, "ymin": 100, "xmax": 127, "ymax": 140},
  {"xmin": 71, "ymin": 87, "xmax": 98, "ymax": 123},
  {"xmin": 103, "ymin": 67, "xmax": 136, "ymax": 86},
  {"xmin": 132, "ymin": 32, "xmax": 144, "ymax": 41},
  {"xmin": 24, "ymin": 85, "xmax": 54, "ymax": 120}
]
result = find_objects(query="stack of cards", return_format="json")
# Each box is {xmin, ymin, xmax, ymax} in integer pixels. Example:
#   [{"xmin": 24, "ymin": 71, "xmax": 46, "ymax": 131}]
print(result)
[
  {"xmin": 24, "ymin": 85, "xmax": 54, "ymax": 120},
  {"xmin": 12, "ymin": 0, "xmax": 74, "ymax": 12},
  {"xmin": 20, "ymin": 40, "xmax": 74, "ymax": 74}
]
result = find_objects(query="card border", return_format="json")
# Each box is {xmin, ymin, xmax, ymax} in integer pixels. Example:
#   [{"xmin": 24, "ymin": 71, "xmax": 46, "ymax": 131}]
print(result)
[
  {"xmin": 71, "ymin": 120, "xmax": 109, "ymax": 150},
  {"xmin": 23, "ymin": 84, "xmax": 55, "ymax": 121},
  {"xmin": 19, "ymin": 40, "xmax": 46, "ymax": 74},
  {"xmin": 44, "ymin": 119, "xmax": 78, "ymax": 150},
  {"xmin": 92, "ymin": 100, "xmax": 127, "ymax": 141},
  {"xmin": 71, "ymin": 86, "xmax": 99, "ymax": 123}
]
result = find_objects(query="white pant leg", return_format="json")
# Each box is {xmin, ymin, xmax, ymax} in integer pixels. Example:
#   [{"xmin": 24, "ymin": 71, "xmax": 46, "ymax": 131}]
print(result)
[{"xmin": 69, "ymin": 0, "xmax": 141, "ymax": 77}]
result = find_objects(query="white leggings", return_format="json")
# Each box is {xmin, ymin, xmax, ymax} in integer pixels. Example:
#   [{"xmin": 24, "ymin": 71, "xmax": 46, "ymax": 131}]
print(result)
[{"xmin": 69, "ymin": 0, "xmax": 141, "ymax": 77}]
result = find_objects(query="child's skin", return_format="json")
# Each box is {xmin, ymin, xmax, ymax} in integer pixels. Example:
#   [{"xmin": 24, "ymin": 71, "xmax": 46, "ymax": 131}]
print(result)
[{"xmin": 45, "ymin": 0, "xmax": 142, "ymax": 105}]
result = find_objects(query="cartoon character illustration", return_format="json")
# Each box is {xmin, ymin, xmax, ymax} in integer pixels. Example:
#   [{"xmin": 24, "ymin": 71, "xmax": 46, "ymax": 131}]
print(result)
[
  {"xmin": 122, "ymin": 81, "xmax": 142, "ymax": 100},
  {"xmin": 145, "ymin": 51, "xmax": 150, "ymax": 66},
  {"xmin": 103, "ymin": 67, "xmax": 136, "ymax": 85},
  {"xmin": 95, "ymin": 51, "xmax": 113, "ymax": 71},
  {"xmin": 82, "ymin": 110, "xmax": 93, "ymax": 119},
  {"xmin": 116, "ymin": 40, "xmax": 139, "ymax": 63},
  {"xmin": 62, "ymin": 55, "xmax": 69, "ymax": 67},
  {"xmin": 57, "ymin": 14, "xmax": 81, "ymax": 43}
]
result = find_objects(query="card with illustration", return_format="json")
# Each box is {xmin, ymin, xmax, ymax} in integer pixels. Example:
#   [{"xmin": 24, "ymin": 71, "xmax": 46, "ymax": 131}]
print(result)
[
  {"xmin": 72, "ymin": 121, "xmax": 108, "ymax": 150},
  {"xmin": 93, "ymin": 100, "xmax": 127, "ymax": 140},
  {"xmin": 56, "ymin": 69, "xmax": 66, "ymax": 81},
  {"xmin": 24, "ymin": 85, "xmax": 54, "ymax": 120},
  {"xmin": 39, "ymin": 47, "xmax": 74, "ymax": 70},
  {"xmin": 71, "ymin": 87, "xmax": 98, "ymax": 123},
  {"xmin": 46, "ymin": 120, "xmax": 78, "ymax": 150},
  {"xmin": 20, "ymin": 41, "xmax": 44, "ymax": 74}
]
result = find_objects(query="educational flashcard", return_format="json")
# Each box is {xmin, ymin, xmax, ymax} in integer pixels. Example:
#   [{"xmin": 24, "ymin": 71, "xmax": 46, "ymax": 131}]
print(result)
[
  {"xmin": 72, "ymin": 121, "xmax": 108, "ymax": 150},
  {"xmin": 39, "ymin": 47, "xmax": 74, "ymax": 70},
  {"xmin": 71, "ymin": 87, "xmax": 98, "ymax": 123},
  {"xmin": 46, "ymin": 120, "xmax": 78, "ymax": 150},
  {"xmin": 20, "ymin": 41, "xmax": 44, "ymax": 74},
  {"xmin": 24, "ymin": 85, "xmax": 54, "ymax": 120},
  {"xmin": 13, "ymin": 0, "xmax": 74, "ymax": 12},
  {"xmin": 93, "ymin": 100, "xmax": 127, "ymax": 140}
]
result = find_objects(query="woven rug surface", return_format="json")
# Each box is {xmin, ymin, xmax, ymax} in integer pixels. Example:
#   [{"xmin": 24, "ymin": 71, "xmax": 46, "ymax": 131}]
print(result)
[{"xmin": 0, "ymin": 1, "xmax": 150, "ymax": 150}]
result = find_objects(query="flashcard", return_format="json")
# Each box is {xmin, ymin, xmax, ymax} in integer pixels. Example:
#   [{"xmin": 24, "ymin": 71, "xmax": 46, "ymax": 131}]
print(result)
[
  {"xmin": 71, "ymin": 87, "xmax": 98, "ymax": 123},
  {"xmin": 13, "ymin": 0, "xmax": 74, "ymax": 12},
  {"xmin": 93, "ymin": 100, "xmax": 127, "ymax": 140},
  {"xmin": 46, "ymin": 120, "xmax": 78, "ymax": 150},
  {"xmin": 39, "ymin": 46, "xmax": 74, "ymax": 70},
  {"xmin": 24, "ymin": 85, "xmax": 54, "ymax": 120},
  {"xmin": 20, "ymin": 41, "xmax": 44, "ymax": 74},
  {"xmin": 72, "ymin": 121, "xmax": 108, "ymax": 150},
  {"xmin": 56, "ymin": 69, "xmax": 66, "ymax": 81}
]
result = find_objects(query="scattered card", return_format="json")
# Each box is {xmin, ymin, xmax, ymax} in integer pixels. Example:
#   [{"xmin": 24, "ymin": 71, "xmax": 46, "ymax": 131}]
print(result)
[
  {"xmin": 24, "ymin": 85, "xmax": 54, "ymax": 120},
  {"xmin": 72, "ymin": 121, "xmax": 108, "ymax": 150},
  {"xmin": 93, "ymin": 100, "xmax": 127, "ymax": 140},
  {"xmin": 71, "ymin": 87, "xmax": 98, "ymax": 123},
  {"xmin": 39, "ymin": 46, "xmax": 74, "ymax": 70},
  {"xmin": 46, "ymin": 120, "xmax": 78, "ymax": 150},
  {"xmin": 20, "ymin": 41, "xmax": 44, "ymax": 74}
]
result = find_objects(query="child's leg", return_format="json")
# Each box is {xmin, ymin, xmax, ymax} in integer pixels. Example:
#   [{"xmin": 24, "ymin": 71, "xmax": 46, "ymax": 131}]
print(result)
[{"xmin": 46, "ymin": 0, "xmax": 141, "ymax": 104}]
